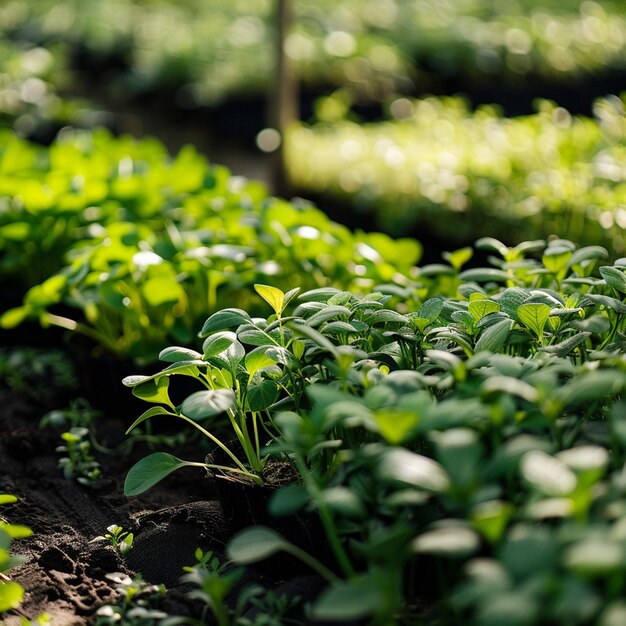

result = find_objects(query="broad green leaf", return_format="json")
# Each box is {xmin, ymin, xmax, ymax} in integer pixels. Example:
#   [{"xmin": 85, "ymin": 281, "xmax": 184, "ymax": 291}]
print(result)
[
  {"xmin": 482, "ymin": 376, "xmax": 538, "ymax": 403},
  {"xmin": 459, "ymin": 268, "xmax": 510, "ymax": 283},
  {"xmin": 282, "ymin": 287, "xmax": 301, "ymax": 309},
  {"xmin": 159, "ymin": 346, "xmax": 203, "ymax": 363},
  {"xmin": 141, "ymin": 276, "xmax": 184, "ymax": 307},
  {"xmin": 287, "ymin": 322, "xmax": 338, "ymax": 355},
  {"xmin": 564, "ymin": 539, "xmax": 624, "ymax": 576},
  {"xmin": 557, "ymin": 370, "xmax": 626, "ymax": 408},
  {"xmin": 237, "ymin": 324, "xmax": 278, "ymax": 347},
  {"xmin": 475, "ymin": 319, "xmax": 512, "ymax": 353},
  {"xmin": 367, "ymin": 309, "xmax": 408, "ymax": 325},
  {"xmin": 517, "ymin": 303, "xmax": 551, "ymax": 339},
  {"xmin": 0, "ymin": 306, "xmax": 30, "ymax": 329},
  {"xmin": 245, "ymin": 347, "xmax": 277, "ymax": 377},
  {"xmin": 124, "ymin": 452, "xmax": 188, "ymax": 496},
  {"xmin": 443, "ymin": 247, "xmax": 473, "ymax": 270},
  {"xmin": 125, "ymin": 406, "xmax": 175, "ymax": 435},
  {"xmin": 317, "ymin": 487, "xmax": 365, "ymax": 518},
  {"xmin": 469, "ymin": 297, "xmax": 500, "ymax": 322},
  {"xmin": 542, "ymin": 246, "xmax": 572, "ymax": 274},
  {"xmin": 585, "ymin": 293, "xmax": 626, "ymax": 314},
  {"xmin": 471, "ymin": 500, "xmax": 513, "ymax": 543},
  {"xmin": 132, "ymin": 376, "xmax": 172, "ymax": 408},
  {"xmin": 0, "ymin": 495, "xmax": 17, "ymax": 506},
  {"xmin": 499, "ymin": 288, "xmax": 529, "ymax": 321},
  {"xmin": 313, "ymin": 579, "xmax": 382, "ymax": 621},
  {"xmin": 539, "ymin": 332, "xmax": 590, "ymax": 356},
  {"xmin": 412, "ymin": 526, "xmax": 480, "ymax": 557},
  {"xmin": 202, "ymin": 331, "xmax": 237, "ymax": 359},
  {"xmin": 254, "ymin": 284, "xmax": 285, "ymax": 315},
  {"xmin": 227, "ymin": 526, "xmax": 288, "ymax": 564},
  {"xmin": 417, "ymin": 297, "xmax": 444, "ymax": 322},
  {"xmin": 199, "ymin": 308, "xmax": 251, "ymax": 337},
  {"xmin": 374, "ymin": 409, "xmax": 418, "ymax": 444},
  {"xmin": 476, "ymin": 592, "xmax": 538, "ymax": 626},
  {"xmin": 296, "ymin": 287, "xmax": 341, "ymax": 302},
  {"xmin": 247, "ymin": 380, "xmax": 279, "ymax": 412},
  {"xmin": 556, "ymin": 446, "xmax": 609, "ymax": 473},
  {"xmin": 181, "ymin": 389, "xmax": 236, "ymax": 420},
  {"xmin": 1, "ymin": 523, "xmax": 32, "ymax": 539},
  {"xmin": 306, "ymin": 305, "xmax": 352, "ymax": 327},
  {"xmin": 0, "ymin": 581, "xmax": 25, "ymax": 612},
  {"xmin": 378, "ymin": 448, "xmax": 449, "ymax": 492},
  {"xmin": 268, "ymin": 485, "xmax": 309, "ymax": 517},
  {"xmin": 520, "ymin": 450, "xmax": 577, "ymax": 496},
  {"xmin": 600, "ymin": 266, "xmax": 626, "ymax": 294},
  {"xmin": 475, "ymin": 237, "xmax": 509, "ymax": 257}
]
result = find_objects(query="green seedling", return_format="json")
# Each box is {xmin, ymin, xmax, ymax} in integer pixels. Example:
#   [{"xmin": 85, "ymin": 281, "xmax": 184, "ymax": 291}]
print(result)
[
  {"xmin": 56, "ymin": 427, "xmax": 102, "ymax": 486},
  {"xmin": 95, "ymin": 573, "xmax": 168, "ymax": 625},
  {"xmin": 93, "ymin": 525, "xmax": 134, "ymax": 557}
]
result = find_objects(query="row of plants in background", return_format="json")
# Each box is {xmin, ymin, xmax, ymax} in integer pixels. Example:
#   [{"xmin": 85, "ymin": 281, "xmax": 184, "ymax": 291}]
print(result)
[
  {"xmin": 1, "ymin": 0, "xmax": 624, "ymax": 112},
  {"xmin": 118, "ymin": 238, "xmax": 626, "ymax": 624},
  {"xmin": 0, "ymin": 128, "xmax": 421, "ymax": 362},
  {"xmin": 287, "ymin": 93, "xmax": 626, "ymax": 251}
]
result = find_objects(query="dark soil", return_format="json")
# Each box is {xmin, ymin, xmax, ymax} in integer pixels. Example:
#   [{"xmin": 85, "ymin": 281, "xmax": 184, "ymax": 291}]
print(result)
[{"xmin": 0, "ymin": 346, "xmax": 339, "ymax": 625}]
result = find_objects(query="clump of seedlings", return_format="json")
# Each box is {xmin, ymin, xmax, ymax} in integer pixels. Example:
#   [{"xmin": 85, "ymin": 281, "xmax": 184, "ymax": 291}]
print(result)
[{"xmin": 56, "ymin": 427, "xmax": 102, "ymax": 486}]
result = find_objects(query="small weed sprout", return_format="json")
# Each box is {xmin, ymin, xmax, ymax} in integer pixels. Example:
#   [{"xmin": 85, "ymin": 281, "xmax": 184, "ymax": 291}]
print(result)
[
  {"xmin": 95, "ymin": 573, "xmax": 168, "ymax": 625},
  {"xmin": 40, "ymin": 398, "xmax": 100, "ymax": 430},
  {"xmin": 56, "ymin": 427, "xmax": 102, "ymax": 486},
  {"xmin": 93, "ymin": 525, "xmax": 134, "ymax": 557}
]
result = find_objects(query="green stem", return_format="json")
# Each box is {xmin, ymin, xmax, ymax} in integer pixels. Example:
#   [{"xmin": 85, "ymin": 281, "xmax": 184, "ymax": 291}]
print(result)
[
  {"xmin": 283, "ymin": 543, "xmax": 340, "ymax": 584},
  {"xmin": 177, "ymin": 414, "xmax": 249, "ymax": 474}
]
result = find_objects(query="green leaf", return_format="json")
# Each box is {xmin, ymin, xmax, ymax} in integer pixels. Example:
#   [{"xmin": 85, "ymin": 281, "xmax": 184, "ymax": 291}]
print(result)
[
  {"xmin": 475, "ymin": 319, "xmax": 512, "ymax": 353},
  {"xmin": 520, "ymin": 450, "xmax": 577, "ymax": 496},
  {"xmin": 542, "ymin": 246, "xmax": 572, "ymax": 274},
  {"xmin": 245, "ymin": 347, "xmax": 278, "ymax": 377},
  {"xmin": 159, "ymin": 346, "xmax": 203, "ymax": 363},
  {"xmin": 378, "ymin": 448, "xmax": 449, "ymax": 492},
  {"xmin": 306, "ymin": 305, "xmax": 352, "ymax": 327},
  {"xmin": 517, "ymin": 303, "xmax": 551, "ymax": 339},
  {"xmin": 318, "ymin": 487, "xmax": 365, "ymax": 518},
  {"xmin": 417, "ymin": 297, "xmax": 444, "ymax": 322},
  {"xmin": 0, "ymin": 306, "xmax": 30, "ymax": 329},
  {"xmin": 0, "ymin": 581, "xmax": 25, "ymax": 612},
  {"xmin": 125, "ymin": 406, "xmax": 175, "ymax": 435},
  {"xmin": 469, "ymin": 297, "xmax": 500, "ymax": 322},
  {"xmin": 374, "ymin": 409, "xmax": 419, "ymax": 444},
  {"xmin": 564, "ymin": 539, "xmax": 624, "ymax": 577},
  {"xmin": 254, "ymin": 284, "xmax": 285, "ymax": 316},
  {"xmin": 475, "ymin": 237, "xmax": 509, "ymax": 257},
  {"xmin": 600, "ymin": 266, "xmax": 626, "ymax": 294},
  {"xmin": 313, "ymin": 579, "xmax": 382, "ymax": 621},
  {"xmin": 181, "ymin": 389, "xmax": 235, "ymax": 421},
  {"xmin": 199, "ymin": 309, "xmax": 252, "ymax": 337},
  {"xmin": 0, "ymin": 495, "xmax": 17, "ymax": 506},
  {"xmin": 287, "ymin": 322, "xmax": 338, "ymax": 355},
  {"xmin": 539, "ymin": 332, "xmax": 590, "ymax": 356},
  {"xmin": 481, "ymin": 376, "xmax": 539, "ymax": 403},
  {"xmin": 459, "ymin": 268, "xmax": 510, "ymax": 283},
  {"xmin": 141, "ymin": 276, "xmax": 184, "ymax": 307},
  {"xmin": 247, "ymin": 380, "xmax": 279, "ymax": 412},
  {"xmin": 268, "ymin": 485, "xmax": 309, "ymax": 517},
  {"xmin": 132, "ymin": 376, "xmax": 172, "ymax": 408},
  {"xmin": 202, "ymin": 331, "xmax": 237, "ymax": 359},
  {"xmin": 124, "ymin": 453, "xmax": 188, "ymax": 496},
  {"xmin": 227, "ymin": 526, "xmax": 288, "ymax": 564},
  {"xmin": 443, "ymin": 246, "xmax": 473, "ymax": 270},
  {"xmin": 557, "ymin": 370, "xmax": 626, "ymax": 408},
  {"xmin": 412, "ymin": 525, "xmax": 480, "ymax": 557},
  {"xmin": 237, "ymin": 324, "xmax": 278, "ymax": 347}
]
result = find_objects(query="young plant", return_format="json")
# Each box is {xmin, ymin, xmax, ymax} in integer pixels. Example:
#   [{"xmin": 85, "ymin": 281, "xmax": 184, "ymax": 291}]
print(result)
[
  {"xmin": 0, "ymin": 494, "xmax": 32, "ymax": 616},
  {"xmin": 56, "ymin": 427, "xmax": 102, "ymax": 486},
  {"xmin": 93, "ymin": 525, "xmax": 134, "ymax": 557},
  {"xmin": 95, "ymin": 573, "xmax": 168, "ymax": 626}
]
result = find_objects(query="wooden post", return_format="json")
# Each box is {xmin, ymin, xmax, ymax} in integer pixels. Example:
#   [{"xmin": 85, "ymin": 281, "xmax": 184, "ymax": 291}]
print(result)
[{"xmin": 269, "ymin": 0, "xmax": 298, "ymax": 197}]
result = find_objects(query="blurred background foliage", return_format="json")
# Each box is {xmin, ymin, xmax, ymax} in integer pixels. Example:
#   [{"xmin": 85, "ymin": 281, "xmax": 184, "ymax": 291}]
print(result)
[{"xmin": 0, "ymin": 0, "xmax": 626, "ymax": 250}]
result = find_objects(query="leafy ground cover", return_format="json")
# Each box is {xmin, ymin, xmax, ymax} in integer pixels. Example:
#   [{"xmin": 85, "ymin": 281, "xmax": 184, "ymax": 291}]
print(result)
[
  {"xmin": 5, "ymin": 238, "xmax": 626, "ymax": 624},
  {"xmin": 0, "ymin": 129, "xmax": 420, "ymax": 362},
  {"xmin": 2, "ymin": 0, "xmax": 625, "ymax": 111},
  {"xmin": 287, "ymin": 94, "xmax": 626, "ymax": 251}
]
